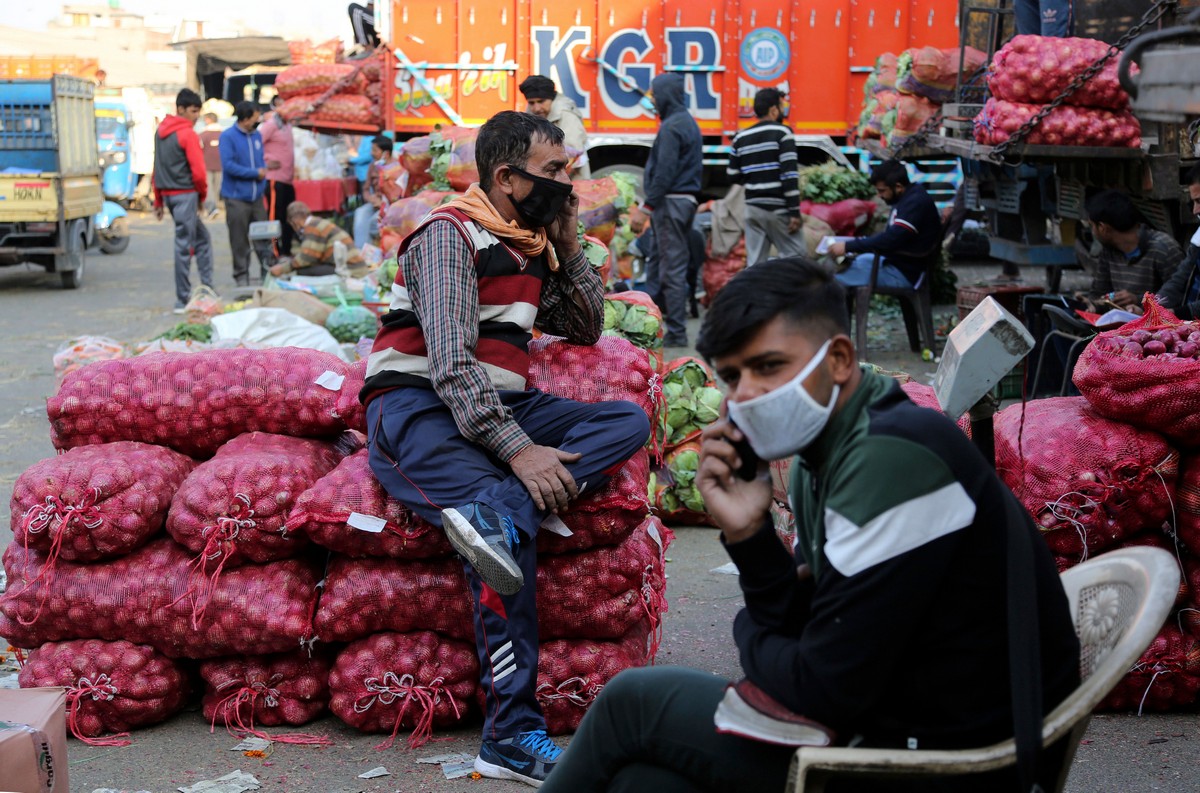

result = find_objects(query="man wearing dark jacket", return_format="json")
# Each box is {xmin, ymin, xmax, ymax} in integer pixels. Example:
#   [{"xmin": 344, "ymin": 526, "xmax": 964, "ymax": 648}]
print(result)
[
  {"xmin": 541, "ymin": 258, "xmax": 1080, "ymax": 793},
  {"xmin": 153, "ymin": 88, "xmax": 213, "ymax": 312},
  {"xmin": 1159, "ymin": 165, "xmax": 1200, "ymax": 320},
  {"xmin": 632, "ymin": 73, "xmax": 702, "ymax": 347},
  {"xmin": 219, "ymin": 101, "xmax": 269, "ymax": 286},
  {"xmin": 829, "ymin": 159, "xmax": 942, "ymax": 289}
]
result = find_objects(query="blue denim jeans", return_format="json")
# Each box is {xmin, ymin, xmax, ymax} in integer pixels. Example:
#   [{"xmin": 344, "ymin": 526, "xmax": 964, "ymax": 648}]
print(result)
[{"xmin": 836, "ymin": 253, "xmax": 914, "ymax": 290}]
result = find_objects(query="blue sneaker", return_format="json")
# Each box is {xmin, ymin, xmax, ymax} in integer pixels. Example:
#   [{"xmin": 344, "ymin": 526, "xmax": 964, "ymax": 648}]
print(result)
[
  {"xmin": 441, "ymin": 502, "xmax": 523, "ymax": 595},
  {"xmin": 475, "ymin": 729, "xmax": 563, "ymax": 787}
]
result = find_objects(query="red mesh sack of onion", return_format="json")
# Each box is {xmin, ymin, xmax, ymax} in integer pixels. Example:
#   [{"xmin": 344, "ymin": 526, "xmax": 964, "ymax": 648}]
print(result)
[
  {"xmin": 1096, "ymin": 625, "xmax": 1200, "ymax": 713},
  {"xmin": 538, "ymin": 625, "xmax": 652, "ymax": 736},
  {"xmin": 47, "ymin": 348, "xmax": 355, "ymax": 458},
  {"xmin": 167, "ymin": 433, "xmax": 340, "ymax": 626},
  {"xmin": 987, "ymin": 35, "xmax": 1133, "ymax": 110},
  {"xmin": 529, "ymin": 335, "xmax": 661, "ymax": 425},
  {"xmin": 1073, "ymin": 297, "xmax": 1200, "ymax": 445},
  {"xmin": 328, "ymin": 631, "xmax": 478, "ymax": 748},
  {"xmin": 18, "ymin": 639, "xmax": 189, "ymax": 745},
  {"xmin": 1175, "ymin": 454, "xmax": 1200, "ymax": 557},
  {"xmin": 286, "ymin": 448, "xmax": 451, "ymax": 559},
  {"xmin": 900, "ymin": 381, "xmax": 972, "ymax": 438},
  {"xmin": 11, "ymin": 442, "xmax": 195, "ymax": 573},
  {"xmin": 314, "ymin": 555, "xmax": 474, "ymax": 643},
  {"xmin": 536, "ymin": 516, "xmax": 672, "ymax": 644},
  {"xmin": 0, "ymin": 538, "xmax": 321, "ymax": 659},
  {"xmin": 537, "ymin": 448, "xmax": 651, "ymax": 554},
  {"xmin": 994, "ymin": 397, "xmax": 1178, "ymax": 562},
  {"xmin": 200, "ymin": 651, "xmax": 333, "ymax": 745}
]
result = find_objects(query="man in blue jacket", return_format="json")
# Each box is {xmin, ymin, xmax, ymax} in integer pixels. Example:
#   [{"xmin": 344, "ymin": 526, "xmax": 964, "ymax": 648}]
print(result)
[
  {"xmin": 632, "ymin": 73, "xmax": 702, "ymax": 347},
  {"xmin": 219, "ymin": 101, "xmax": 269, "ymax": 286},
  {"xmin": 829, "ymin": 160, "xmax": 942, "ymax": 290}
]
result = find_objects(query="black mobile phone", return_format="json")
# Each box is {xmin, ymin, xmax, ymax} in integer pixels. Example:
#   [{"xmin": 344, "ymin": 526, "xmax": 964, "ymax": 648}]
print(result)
[{"xmin": 728, "ymin": 421, "xmax": 761, "ymax": 481}]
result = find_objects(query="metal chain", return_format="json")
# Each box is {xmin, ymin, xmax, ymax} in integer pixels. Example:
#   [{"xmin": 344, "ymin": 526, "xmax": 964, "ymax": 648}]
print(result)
[
  {"xmin": 988, "ymin": 0, "xmax": 1180, "ymax": 162},
  {"xmin": 891, "ymin": 112, "xmax": 944, "ymax": 160}
]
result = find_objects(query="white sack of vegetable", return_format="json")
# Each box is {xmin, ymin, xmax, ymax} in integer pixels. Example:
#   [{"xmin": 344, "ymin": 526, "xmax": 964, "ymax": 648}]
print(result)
[{"xmin": 211, "ymin": 307, "xmax": 349, "ymax": 361}]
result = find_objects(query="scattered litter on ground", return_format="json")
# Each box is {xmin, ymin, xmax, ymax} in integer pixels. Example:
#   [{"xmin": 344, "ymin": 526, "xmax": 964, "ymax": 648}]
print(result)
[
  {"xmin": 440, "ymin": 759, "xmax": 478, "ymax": 780},
  {"xmin": 709, "ymin": 562, "xmax": 738, "ymax": 575},
  {"xmin": 415, "ymin": 752, "xmax": 473, "ymax": 765},
  {"xmin": 177, "ymin": 770, "xmax": 261, "ymax": 793},
  {"xmin": 358, "ymin": 766, "xmax": 391, "ymax": 779},
  {"xmin": 229, "ymin": 737, "xmax": 273, "ymax": 754}
]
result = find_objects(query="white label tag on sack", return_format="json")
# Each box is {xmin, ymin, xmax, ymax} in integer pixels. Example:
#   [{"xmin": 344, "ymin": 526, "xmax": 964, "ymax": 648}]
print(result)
[
  {"xmin": 539, "ymin": 514, "xmax": 573, "ymax": 537},
  {"xmin": 347, "ymin": 512, "xmax": 387, "ymax": 533},
  {"xmin": 314, "ymin": 370, "xmax": 346, "ymax": 391},
  {"xmin": 646, "ymin": 520, "xmax": 663, "ymax": 550}
]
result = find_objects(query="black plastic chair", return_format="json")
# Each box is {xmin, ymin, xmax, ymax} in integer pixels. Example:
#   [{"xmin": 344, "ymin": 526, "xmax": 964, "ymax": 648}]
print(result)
[
  {"xmin": 848, "ymin": 248, "xmax": 939, "ymax": 360},
  {"xmin": 1031, "ymin": 305, "xmax": 1097, "ymax": 397}
]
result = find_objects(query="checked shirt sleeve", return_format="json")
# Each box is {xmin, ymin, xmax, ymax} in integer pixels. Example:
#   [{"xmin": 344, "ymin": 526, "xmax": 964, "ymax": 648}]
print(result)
[
  {"xmin": 403, "ymin": 223, "xmax": 533, "ymax": 461},
  {"xmin": 535, "ymin": 248, "xmax": 605, "ymax": 344}
]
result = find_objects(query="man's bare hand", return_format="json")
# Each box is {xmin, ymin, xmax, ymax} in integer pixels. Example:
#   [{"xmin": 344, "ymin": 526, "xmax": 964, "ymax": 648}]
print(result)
[
  {"xmin": 787, "ymin": 216, "xmax": 802, "ymax": 234},
  {"xmin": 697, "ymin": 417, "xmax": 771, "ymax": 543},
  {"xmin": 546, "ymin": 192, "xmax": 581, "ymax": 258},
  {"xmin": 154, "ymin": 206, "xmax": 165, "ymax": 221},
  {"xmin": 269, "ymin": 263, "xmax": 286, "ymax": 276},
  {"xmin": 511, "ymin": 444, "xmax": 582, "ymax": 513},
  {"xmin": 828, "ymin": 241, "xmax": 847, "ymax": 258},
  {"xmin": 630, "ymin": 206, "xmax": 649, "ymax": 234},
  {"xmin": 1112, "ymin": 289, "xmax": 1140, "ymax": 310}
]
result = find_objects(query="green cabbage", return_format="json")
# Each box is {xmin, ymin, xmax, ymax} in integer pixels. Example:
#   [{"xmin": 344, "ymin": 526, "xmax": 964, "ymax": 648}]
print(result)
[
  {"xmin": 611, "ymin": 171, "xmax": 639, "ymax": 211},
  {"xmin": 602, "ymin": 297, "xmax": 661, "ymax": 349},
  {"xmin": 657, "ymin": 360, "xmax": 722, "ymax": 447}
]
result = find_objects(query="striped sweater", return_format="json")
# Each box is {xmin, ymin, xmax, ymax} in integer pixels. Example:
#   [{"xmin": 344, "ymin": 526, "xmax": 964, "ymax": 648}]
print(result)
[
  {"xmin": 724, "ymin": 369, "xmax": 1079, "ymax": 769},
  {"xmin": 726, "ymin": 120, "xmax": 800, "ymax": 216}
]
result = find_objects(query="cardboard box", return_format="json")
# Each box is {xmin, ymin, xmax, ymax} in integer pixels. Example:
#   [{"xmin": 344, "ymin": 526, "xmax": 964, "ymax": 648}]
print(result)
[{"xmin": 0, "ymin": 687, "xmax": 70, "ymax": 793}]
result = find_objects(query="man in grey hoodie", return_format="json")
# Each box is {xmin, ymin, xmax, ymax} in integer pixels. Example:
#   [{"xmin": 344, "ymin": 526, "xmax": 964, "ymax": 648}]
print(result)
[
  {"xmin": 633, "ymin": 73, "xmax": 703, "ymax": 347},
  {"xmin": 519, "ymin": 75, "xmax": 590, "ymax": 179}
]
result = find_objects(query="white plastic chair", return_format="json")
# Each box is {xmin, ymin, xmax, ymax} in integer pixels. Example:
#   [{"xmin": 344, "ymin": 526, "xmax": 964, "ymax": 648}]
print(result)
[{"xmin": 787, "ymin": 546, "xmax": 1180, "ymax": 792}]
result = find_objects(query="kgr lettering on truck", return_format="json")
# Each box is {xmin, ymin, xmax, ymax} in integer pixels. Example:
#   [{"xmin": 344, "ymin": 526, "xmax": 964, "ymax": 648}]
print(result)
[{"xmin": 534, "ymin": 26, "xmax": 722, "ymax": 119}]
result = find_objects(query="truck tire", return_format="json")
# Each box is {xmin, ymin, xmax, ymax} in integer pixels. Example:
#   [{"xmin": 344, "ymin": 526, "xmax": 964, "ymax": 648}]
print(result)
[
  {"xmin": 58, "ymin": 224, "xmax": 87, "ymax": 289},
  {"xmin": 590, "ymin": 164, "xmax": 645, "ymax": 202}
]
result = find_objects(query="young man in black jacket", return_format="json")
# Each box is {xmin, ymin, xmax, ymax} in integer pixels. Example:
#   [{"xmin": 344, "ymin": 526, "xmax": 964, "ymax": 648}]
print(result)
[
  {"xmin": 540, "ymin": 258, "xmax": 1080, "ymax": 793},
  {"xmin": 829, "ymin": 160, "xmax": 942, "ymax": 289},
  {"xmin": 1158, "ymin": 164, "xmax": 1200, "ymax": 320},
  {"xmin": 631, "ymin": 73, "xmax": 702, "ymax": 347}
]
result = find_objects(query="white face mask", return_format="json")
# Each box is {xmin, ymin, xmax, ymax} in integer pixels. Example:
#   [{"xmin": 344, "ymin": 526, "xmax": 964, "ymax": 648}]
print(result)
[{"xmin": 727, "ymin": 340, "xmax": 839, "ymax": 460}]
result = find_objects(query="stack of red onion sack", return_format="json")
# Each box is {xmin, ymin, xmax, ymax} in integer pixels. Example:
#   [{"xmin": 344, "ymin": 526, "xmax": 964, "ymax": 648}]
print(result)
[
  {"xmin": 275, "ymin": 54, "xmax": 382, "ymax": 129},
  {"xmin": 2, "ymin": 339, "xmax": 668, "ymax": 745},
  {"xmin": 970, "ymin": 298, "xmax": 1200, "ymax": 713},
  {"xmin": 976, "ymin": 35, "xmax": 1141, "ymax": 148}
]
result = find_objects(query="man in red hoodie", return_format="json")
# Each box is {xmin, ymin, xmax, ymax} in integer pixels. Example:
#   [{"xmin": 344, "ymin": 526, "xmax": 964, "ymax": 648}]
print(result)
[{"xmin": 153, "ymin": 88, "xmax": 214, "ymax": 313}]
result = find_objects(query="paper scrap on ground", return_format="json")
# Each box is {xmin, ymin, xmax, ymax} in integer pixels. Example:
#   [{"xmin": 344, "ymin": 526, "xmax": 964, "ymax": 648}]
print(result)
[
  {"xmin": 710, "ymin": 562, "xmax": 739, "ymax": 575},
  {"xmin": 441, "ymin": 760, "xmax": 478, "ymax": 780},
  {"xmin": 229, "ymin": 737, "xmax": 272, "ymax": 753},
  {"xmin": 416, "ymin": 752, "xmax": 474, "ymax": 765},
  {"xmin": 358, "ymin": 766, "xmax": 391, "ymax": 779},
  {"xmin": 177, "ymin": 771, "xmax": 261, "ymax": 793}
]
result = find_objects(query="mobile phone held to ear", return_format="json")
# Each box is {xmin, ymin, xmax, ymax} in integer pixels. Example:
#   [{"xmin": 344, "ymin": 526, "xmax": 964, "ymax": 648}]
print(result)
[{"xmin": 729, "ymin": 421, "xmax": 761, "ymax": 481}]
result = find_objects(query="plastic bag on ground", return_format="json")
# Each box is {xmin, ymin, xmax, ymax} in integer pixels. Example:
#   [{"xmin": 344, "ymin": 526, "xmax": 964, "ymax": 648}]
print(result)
[{"xmin": 210, "ymin": 307, "xmax": 347, "ymax": 359}]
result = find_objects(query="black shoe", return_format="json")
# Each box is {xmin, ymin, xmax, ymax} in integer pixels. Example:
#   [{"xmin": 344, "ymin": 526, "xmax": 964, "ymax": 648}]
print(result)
[
  {"xmin": 689, "ymin": 297, "xmax": 700, "ymax": 318},
  {"xmin": 475, "ymin": 729, "xmax": 563, "ymax": 788},
  {"xmin": 441, "ymin": 502, "xmax": 523, "ymax": 595}
]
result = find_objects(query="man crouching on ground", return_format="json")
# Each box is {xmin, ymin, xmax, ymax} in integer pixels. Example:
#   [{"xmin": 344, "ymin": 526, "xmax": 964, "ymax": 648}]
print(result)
[{"xmin": 360, "ymin": 110, "xmax": 651, "ymax": 787}]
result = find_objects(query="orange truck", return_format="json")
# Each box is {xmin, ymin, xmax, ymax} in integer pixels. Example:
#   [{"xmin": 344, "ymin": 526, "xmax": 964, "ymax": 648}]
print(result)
[{"xmin": 379, "ymin": 0, "xmax": 958, "ymax": 177}]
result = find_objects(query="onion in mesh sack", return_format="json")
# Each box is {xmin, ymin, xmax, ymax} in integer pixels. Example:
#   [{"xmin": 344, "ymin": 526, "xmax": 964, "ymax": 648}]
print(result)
[
  {"xmin": 537, "ymin": 448, "xmax": 651, "ymax": 554},
  {"xmin": 994, "ymin": 397, "xmax": 1178, "ymax": 562},
  {"xmin": 12, "ymin": 442, "xmax": 195, "ymax": 566},
  {"xmin": 538, "ymin": 625, "xmax": 652, "ymax": 735},
  {"xmin": 18, "ymin": 639, "xmax": 189, "ymax": 745},
  {"xmin": 528, "ymin": 334, "xmax": 661, "ymax": 425},
  {"xmin": 286, "ymin": 448, "xmax": 452, "ymax": 559},
  {"xmin": 328, "ymin": 631, "xmax": 478, "ymax": 748},
  {"xmin": 167, "ymin": 433, "xmax": 341, "ymax": 626},
  {"xmin": 0, "ymin": 538, "xmax": 321, "ymax": 659},
  {"xmin": 1095, "ymin": 624, "xmax": 1200, "ymax": 713},
  {"xmin": 200, "ymin": 651, "xmax": 333, "ymax": 745},
  {"xmin": 314, "ymin": 555, "xmax": 474, "ymax": 643},
  {"xmin": 47, "ymin": 348, "xmax": 355, "ymax": 457}
]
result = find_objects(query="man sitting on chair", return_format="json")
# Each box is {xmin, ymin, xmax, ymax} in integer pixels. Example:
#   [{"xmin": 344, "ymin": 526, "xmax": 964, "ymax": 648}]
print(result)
[{"xmin": 828, "ymin": 160, "xmax": 942, "ymax": 290}]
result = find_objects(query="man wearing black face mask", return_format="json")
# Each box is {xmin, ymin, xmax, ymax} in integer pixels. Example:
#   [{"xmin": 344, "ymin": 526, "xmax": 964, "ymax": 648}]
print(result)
[
  {"xmin": 360, "ymin": 111, "xmax": 651, "ymax": 788},
  {"xmin": 219, "ymin": 101, "xmax": 269, "ymax": 285},
  {"xmin": 828, "ymin": 159, "xmax": 942, "ymax": 291}
]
